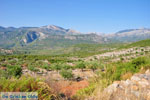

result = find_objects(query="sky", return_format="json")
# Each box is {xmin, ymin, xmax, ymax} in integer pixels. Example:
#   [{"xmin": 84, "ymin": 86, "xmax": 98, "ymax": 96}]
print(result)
[{"xmin": 0, "ymin": 0, "xmax": 150, "ymax": 33}]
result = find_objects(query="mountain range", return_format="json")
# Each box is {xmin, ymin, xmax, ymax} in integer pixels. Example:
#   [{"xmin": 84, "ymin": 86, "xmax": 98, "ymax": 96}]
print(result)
[{"xmin": 0, "ymin": 25, "xmax": 150, "ymax": 51}]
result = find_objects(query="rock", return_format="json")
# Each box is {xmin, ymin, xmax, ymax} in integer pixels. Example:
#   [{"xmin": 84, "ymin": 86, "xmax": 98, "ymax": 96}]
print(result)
[
  {"xmin": 22, "ymin": 69, "xmax": 28, "ymax": 72},
  {"xmin": 147, "ymin": 91, "xmax": 150, "ymax": 100},
  {"xmin": 138, "ymin": 79, "xmax": 149, "ymax": 87},
  {"xmin": 37, "ymin": 72, "xmax": 43, "ymax": 74},
  {"xmin": 103, "ymin": 72, "xmax": 150, "ymax": 100},
  {"xmin": 74, "ymin": 76, "xmax": 83, "ymax": 82},
  {"xmin": 131, "ymin": 85, "xmax": 139, "ymax": 91},
  {"xmin": 131, "ymin": 76, "xmax": 141, "ymax": 81},
  {"xmin": 101, "ymin": 68, "xmax": 105, "ymax": 72},
  {"xmin": 42, "ymin": 74, "xmax": 46, "ymax": 76},
  {"xmin": 105, "ymin": 82, "xmax": 120, "ymax": 94},
  {"xmin": 145, "ymin": 69, "xmax": 150, "ymax": 74},
  {"xmin": 124, "ymin": 79, "xmax": 132, "ymax": 86}
]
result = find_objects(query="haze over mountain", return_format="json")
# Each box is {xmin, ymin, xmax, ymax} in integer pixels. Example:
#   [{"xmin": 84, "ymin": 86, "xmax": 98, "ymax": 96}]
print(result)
[{"xmin": 0, "ymin": 25, "xmax": 150, "ymax": 51}]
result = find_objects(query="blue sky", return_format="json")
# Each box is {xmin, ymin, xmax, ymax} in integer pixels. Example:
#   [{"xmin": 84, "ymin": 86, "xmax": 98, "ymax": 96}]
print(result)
[{"xmin": 0, "ymin": 0, "xmax": 150, "ymax": 33}]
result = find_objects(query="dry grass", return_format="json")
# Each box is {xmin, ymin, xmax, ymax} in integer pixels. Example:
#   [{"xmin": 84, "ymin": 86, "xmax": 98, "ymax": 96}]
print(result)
[{"xmin": 121, "ymin": 72, "xmax": 133, "ymax": 80}]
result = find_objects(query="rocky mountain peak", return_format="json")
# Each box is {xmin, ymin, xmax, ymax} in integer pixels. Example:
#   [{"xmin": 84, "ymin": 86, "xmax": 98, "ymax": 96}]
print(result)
[{"xmin": 41, "ymin": 25, "xmax": 65, "ymax": 31}]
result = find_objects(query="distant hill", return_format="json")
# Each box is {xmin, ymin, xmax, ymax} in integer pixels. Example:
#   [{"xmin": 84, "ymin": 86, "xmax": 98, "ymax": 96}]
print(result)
[{"xmin": 105, "ymin": 28, "xmax": 150, "ymax": 42}]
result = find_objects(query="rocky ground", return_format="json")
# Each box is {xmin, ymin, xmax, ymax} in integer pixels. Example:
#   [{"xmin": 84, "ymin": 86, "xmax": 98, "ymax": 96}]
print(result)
[
  {"xmin": 100, "ymin": 70, "xmax": 150, "ymax": 100},
  {"xmin": 86, "ymin": 70, "xmax": 150, "ymax": 100},
  {"xmin": 85, "ymin": 47, "xmax": 150, "ymax": 62},
  {"xmin": 22, "ymin": 68, "xmax": 96, "ymax": 81}
]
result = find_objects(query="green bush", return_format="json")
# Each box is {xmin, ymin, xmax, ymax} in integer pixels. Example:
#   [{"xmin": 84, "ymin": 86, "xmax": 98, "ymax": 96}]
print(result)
[
  {"xmin": 120, "ymin": 57, "xmax": 124, "ymax": 61},
  {"xmin": 28, "ymin": 66, "xmax": 39, "ymax": 72},
  {"xmin": 62, "ymin": 64, "xmax": 72, "ymax": 70},
  {"xmin": 7, "ymin": 65, "xmax": 22, "ymax": 78},
  {"xmin": 0, "ymin": 69, "xmax": 7, "ymax": 78},
  {"xmin": 41, "ymin": 64, "xmax": 50, "ymax": 70},
  {"xmin": 60, "ymin": 70, "xmax": 73, "ymax": 80},
  {"xmin": 76, "ymin": 62, "xmax": 86, "ymax": 71},
  {"xmin": 51, "ymin": 63, "xmax": 62, "ymax": 71},
  {"xmin": 132, "ymin": 57, "xmax": 146, "ymax": 66}
]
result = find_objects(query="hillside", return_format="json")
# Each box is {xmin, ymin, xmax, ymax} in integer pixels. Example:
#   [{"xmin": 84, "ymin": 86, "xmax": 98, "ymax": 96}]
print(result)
[
  {"xmin": 125, "ymin": 39, "xmax": 150, "ymax": 47},
  {"xmin": 59, "ymin": 39, "xmax": 150, "ymax": 58}
]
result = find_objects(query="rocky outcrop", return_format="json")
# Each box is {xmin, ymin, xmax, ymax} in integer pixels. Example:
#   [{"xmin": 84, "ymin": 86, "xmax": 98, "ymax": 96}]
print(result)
[
  {"xmin": 104, "ymin": 70, "xmax": 150, "ymax": 100},
  {"xmin": 26, "ymin": 31, "xmax": 38, "ymax": 43},
  {"xmin": 23, "ymin": 31, "xmax": 47, "ymax": 43}
]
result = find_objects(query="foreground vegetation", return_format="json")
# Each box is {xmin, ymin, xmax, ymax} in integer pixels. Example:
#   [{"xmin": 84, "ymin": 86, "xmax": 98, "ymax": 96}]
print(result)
[
  {"xmin": 75, "ymin": 55, "xmax": 150, "ymax": 99},
  {"xmin": 0, "ymin": 39, "xmax": 150, "ymax": 100},
  {"xmin": 0, "ymin": 76, "xmax": 57, "ymax": 99},
  {"xmin": 1, "ymin": 54, "xmax": 150, "ymax": 100}
]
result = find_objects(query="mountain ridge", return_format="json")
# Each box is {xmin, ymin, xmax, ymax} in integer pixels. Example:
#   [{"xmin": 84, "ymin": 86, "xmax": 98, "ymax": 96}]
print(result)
[{"xmin": 0, "ymin": 25, "xmax": 150, "ymax": 51}]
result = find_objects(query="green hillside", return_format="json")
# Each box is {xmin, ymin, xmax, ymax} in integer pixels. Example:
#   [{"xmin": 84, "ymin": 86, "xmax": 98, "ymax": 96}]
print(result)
[
  {"xmin": 127, "ymin": 39, "xmax": 150, "ymax": 47},
  {"xmin": 119, "ymin": 39, "xmax": 150, "ymax": 49}
]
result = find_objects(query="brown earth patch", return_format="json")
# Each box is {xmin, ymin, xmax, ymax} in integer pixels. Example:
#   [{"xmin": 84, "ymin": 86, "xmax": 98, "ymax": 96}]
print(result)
[{"xmin": 61, "ymin": 80, "xmax": 89, "ymax": 97}]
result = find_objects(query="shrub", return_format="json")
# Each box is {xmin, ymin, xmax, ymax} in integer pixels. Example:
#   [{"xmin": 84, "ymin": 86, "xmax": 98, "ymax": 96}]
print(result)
[
  {"xmin": 141, "ymin": 49, "xmax": 144, "ymax": 51},
  {"xmin": 51, "ymin": 63, "xmax": 62, "ymax": 71},
  {"xmin": 62, "ymin": 64, "xmax": 72, "ymax": 70},
  {"xmin": 28, "ymin": 66, "xmax": 39, "ymax": 72},
  {"xmin": 60, "ymin": 70, "xmax": 73, "ymax": 80},
  {"xmin": 140, "ymin": 52, "xmax": 144, "ymax": 55},
  {"xmin": 0, "ymin": 76, "xmax": 56, "ymax": 99},
  {"xmin": 94, "ymin": 56, "xmax": 97, "ymax": 60},
  {"xmin": 120, "ymin": 57, "xmax": 124, "ymax": 61},
  {"xmin": 88, "ymin": 62, "xmax": 98, "ymax": 72},
  {"xmin": 132, "ymin": 57, "xmax": 146, "ymax": 66},
  {"xmin": 41, "ymin": 64, "xmax": 50, "ymax": 70},
  {"xmin": 76, "ymin": 62, "xmax": 86, "ymax": 71},
  {"xmin": 0, "ymin": 69, "xmax": 7, "ymax": 78},
  {"xmin": 7, "ymin": 65, "xmax": 22, "ymax": 78}
]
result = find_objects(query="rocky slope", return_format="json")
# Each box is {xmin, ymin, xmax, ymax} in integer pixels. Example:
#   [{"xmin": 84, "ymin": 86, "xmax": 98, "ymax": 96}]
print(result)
[{"xmin": 103, "ymin": 70, "xmax": 150, "ymax": 100}]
